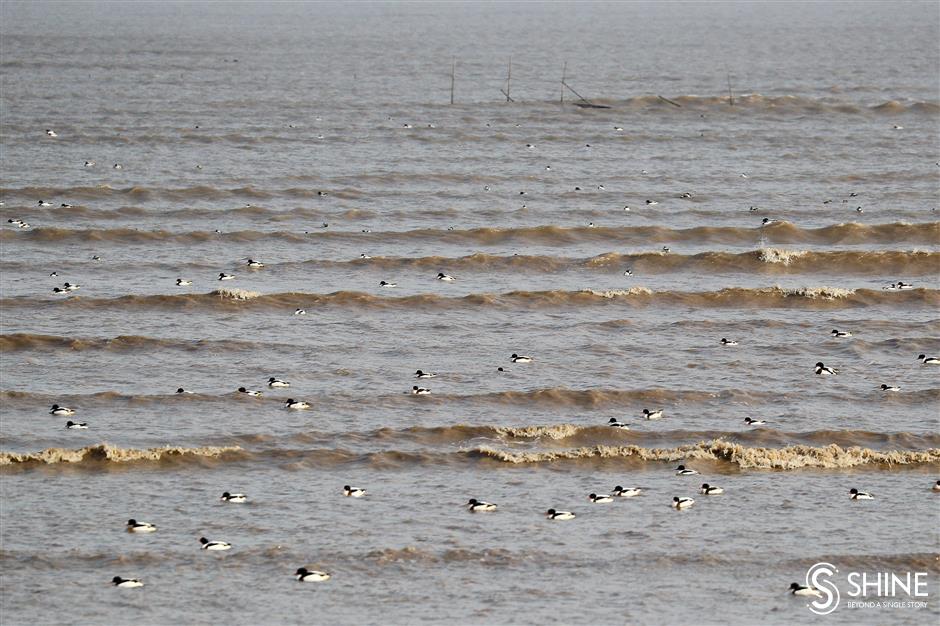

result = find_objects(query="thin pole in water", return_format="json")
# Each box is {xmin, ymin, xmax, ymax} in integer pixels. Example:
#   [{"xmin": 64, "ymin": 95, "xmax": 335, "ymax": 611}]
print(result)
[
  {"xmin": 561, "ymin": 61, "xmax": 567, "ymax": 103},
  {"xmin": 506, "ymin": 56, "xmax": 512, "ymax": 102},
  {"xmin": 450, "ymin": 57, "xmax": 455, "ymax": 105},
  {"xmin": 726, "ymin": 71, "xmax": 734, "ymax": 106}
]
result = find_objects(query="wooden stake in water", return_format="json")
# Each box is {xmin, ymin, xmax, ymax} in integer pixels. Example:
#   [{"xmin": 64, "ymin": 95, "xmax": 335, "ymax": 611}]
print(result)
[
  {"xmin": 727, "ymin": 71, "xmax": 734, "ymax": 106},
  {"xmin": 506, "ymin": 56, "xmax": 512, "ymax": 102},
  {"xmin": 561, "ymin": 61, "xmax": 567, "ymax": 103},
  {"xmin": 450, "ymin": 57, "xmax": 455, "ymax": 105}
]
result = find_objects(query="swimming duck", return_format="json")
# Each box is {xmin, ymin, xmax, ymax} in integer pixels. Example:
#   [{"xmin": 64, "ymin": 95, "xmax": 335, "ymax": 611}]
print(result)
[
  {"xmin": 84, "ymin": 161, "xmax": 95, "ymax": 167},
  {"xmin": 700, "ymin": 483, "xmax": 724, "ymax": 495},
  {"xmin": 646, "ymin": 200, "xmax": 658, "ymax": 205},
  {"xmin": 918, "ymin": 354, "xmax": 940, "ymax": 364},
  {"xmin": 296, "ymin": 568, "xmax": 331, "ymax": 582},
  {"xmin": 880, "ymin": 384, "xmax": 900, "ymax": 392},
  {"xmin": 50, "ymin": 404, "xmax": 75, "ymax": 416},
  {"xmin": 467, "ymin": 498, "xmax": 497, "ymax": 512},
  {"xmin": 642, "ymin": 409, "xmax": 663, "ymax": 420},
  {"xmin": 176, "ymin": 279, "xmax": 192, "ymax": 286},
  {"xmin": 62, "ymin": 282, "xmax": 80, "ymax": 291},
  {"xmin": 268, "ymin": 377, "xmax": 290, "ymax": 388},
  {"xmin": 743, "ymin": 417, "xmax": 767, "ymax": 425},
  {"xmin": 38, "ymin": 200, "xmax": 53, "ymax": 207},
  {"xmin": 379, "ymin": 281, "xmax": 397, "ymax": 287},
  {"xmin": 414, "ymin": 370, "xmax": 436, "ymax": 378},
  {"xmin": 411, "ymin": 386, "xmax": 431, "ymax": 395},
  {"xmin": 66, "ymin": 421, "xmax": 88, "ymax": 429},
  {"xmin": 720, "ymin": 338, "xmax": 738, "ymax": 346},
  {"xmin": 294, "ymin": 309, "xmax": 306, "ymax": 315},
  {"xmin": 672, "ymin": 496, "xmax": 695, "ymax": 509},
  {"xmin": 607, "ymin": 418, "xmax": 630, "ymax": 429},
  {"xmin": 589, "ymin": 493, "xmax": 614, "ymax": 503},
  {"xmin": 675, "ymin": 465, "xmax": 698, "ymax": 476},
  {"xmin": 545, "ymin": 509, "xmax": 575, "ymax": 520},
  {"xmin": 238, "ymin": 387, "xmax": 262, "ymax": 397},
  {"xmin": 245, "ymin": 259, "xmax": 264, "ymax": 269},
  {"xmin": 199, "ymin": 537, "xmax": 231, "ymax": 551},
  {"xmin": 613, "ymin": 486, "xmax": 642, "ymax": 497},
  {"xmin": 112, "ymin": 576, "xmax": 143, "ymax": 588},
  {"xmin": 814, "ymin": 362, "xmax": 837, "ymax": 375},
  {"xmin": 176, "ymin": 388, "xmax": 194, "ymax": 394},
  {"xmin": 849, "ymin": 488, "xmax": 873, "ymax": 500},
  {"xmin": 218, "ymin": 273, "xmax": 235, "ymax": 281},
  {"xmin": 437, "ymin": 272, "xmax": 456, "ymax": 281},
  {"xmin": 126, "ymin": 519, "xmax": 156, "ymax": 533},
  {"xmin": 343, "ymin": 485, "xmax": 366, "ymax": 497},
  {"xmin": 831, "ymin": 329, "xmax": 852, "ymax": 337},
  {"xmin": 932, "ymin": 481, "xmax": 940, "ymax": 492},
  {"xmin": 510, "ymin": 354, "xmax": 532, "ymax": 363},
  {"xmin": 789, "ymin": 583, "xmax": 822, "ymax": 597},
  {"xmin": 220, "ymin": 492, "xmax": 247, "ymax": 503},
  {"xmin": 284, "ymin": 399, "xmax": 311, "ymax": 410},
  {"xmin": 46, "ymin": 129, "xmax": 57, "ymax": 137}
]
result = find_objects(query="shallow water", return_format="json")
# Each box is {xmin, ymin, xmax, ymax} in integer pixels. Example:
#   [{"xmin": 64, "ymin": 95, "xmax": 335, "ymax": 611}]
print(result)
[{"xmin": 1, "ymin": 2, "xmax": 939, "ymax": 625}]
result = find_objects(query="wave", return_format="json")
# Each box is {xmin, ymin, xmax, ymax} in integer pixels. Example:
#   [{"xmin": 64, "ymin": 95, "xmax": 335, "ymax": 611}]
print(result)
[
  {"xmin": 0, "ymin": 333, "xmax": 265, "ymax": 353},
  {"xmin": 590, "ymin": 94, "xmax": 940, "ymax": 115},
  {"xmin": 2, "ymin": 221, "xmax": 937, "ymax": 247},
  {"xmin": 5, "ymin": 286, "xmax": 933, "ymax": 312},
  {"xmin": 0, "ymin": 443, "xmax": 243, "ymax": 467}
]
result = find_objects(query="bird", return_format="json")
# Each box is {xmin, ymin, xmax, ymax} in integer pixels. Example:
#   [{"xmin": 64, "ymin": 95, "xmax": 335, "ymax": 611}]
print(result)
[
  {"xmin": 623, "ymin": 269, "xmax": 633, "ymax": 276},
  {"xmin": 49, "ymin": 404, "xmax": 75, "ymax": 416},
  {"xmin": 720, "ymin": 338, "xmax": 738, "ymax": 346},
  {"xmin": 789, "ymin": 583, "xmax": 822, "ymax": 597},
  {"xmin": 411, "ymin": 386, "xmax": 431, "ymax": 395},
  {"xmin": 220, "ymin": 492, "xmax": 247, "ymax": 503},
  {"xmin": 849, "ymin": 488, "xmax": 874, "ymax": 500},
  {"xmin": 267, "ymin": 377, "xmax": 290, "ymax": 388},
  {"xmin": 65, "ymin": 421, "xmax": 88, "ymax": 429},
  {"xmin": 880, "ymin": 384, "xmax": 900, "ymax": 392},
  {"xmin": 642, "ymin": 409, "xmax": 663, "ymax": 420},
  {"xmin": 918, "ymin": 354, "xmax": 940, "ymax": 364},
  {"xmin": 414, "ymin": 370, "xmax": 436, "ymax": 378},
  {"xmin": 679, "ymin": 192, "xmax": 693, "ymax": 199},
  {"xmin": 176, "ymin": 388, "xmax": 194, "ymax": 394},
  {"xmin": 360, "ymin": 253, "xmax": 372, "ymax": 259},
  {"xmin": 379, "ymin": 281, "xmax": 397, "ymax": 288},
  {"xmin": 176, "ymin": 279, "xmax": 192, "ymax": 286},
  {"xmin": 296, "ymin": 568, "xmax": 331, "ymax": 582},
  {"xmin": 245, "ymin": 259, "xmax": 264, "ymax": 269},
  {"xmin": 815, "ymin": 362, "xmax": 837, "ymax": 375},
  {"xmin": 744, "ymin": 417, "xmax": 767, "ymax": 425},
  {"xmin": 294, "ymin": 309, "xmax": 306, "ymax": 315},
  {"xmin": 672, "ymin": 497, "xmax": 695, "ymax": 509},
  {"xmin": 545, "ymin": 509, "xmax": 575, "ymax": 520},
  {"xmin": 112, "ymin": 576, "xmax": 143, "ymax": 588},
  {"xmin": 218, "ymin": 273, "xmax": 235, "ymax": 281},
  {"xmin": 467, "ymin": 498, "xmax": 497, "ymax": 512},
  {"xmin": 700, "ymin": 483, "xmax": 724, "ymax": 495},
  {"xmin": 237, "ymin": 387, "xmax": 262, "ymax": 397},
  {"xmin": 284, "ymin": 399, "xmax": 311, "ymax": 410},
  {"xmin": 38, "ymin": 200, "xmax": 53, "ymax": 207},
  {"xmin": 343, "ymin": 485, "xmax": 366, "ymax": 497},
  {"xmin": 199, "ymin": 537, "xmax": 231, "ymax": 551},
  {"xmin": 675, "ymin": 465, "xmax": 698, "ymax": 476},
  {"xmin": 761, "ymin": 217, "xmax": 778, "ymax": 226},
  {"xmin": 645, "ymin": 200, "xmax": 659, "ymax": 205},
  {"xmin": 932, "ymin": 480, "xmax": 940, "ymax": 492},
  {"xmin": 607, "ymin": 418, "xmax": 630, "ymax": 429},
  {"xmin": 436, "ymin": 272, "xmax": 456, "ymax": 281},
  {"xmin": 62, "ymin": 282, "xmax": 80, "ymax": 292},
  {"xmin": 46, "ymin": 129, "xmax": 58, "ymax": 137},
  {"xmin": 831, "ymin": 329, "xmax": 852, "ymax": 338},
  {"xmin": 113, "ymin": 163, "xmax": 123, "ymax": 169},
  {"xmin": 510, "ymin": 353, "xmax": 532, "ymax": 363},
  {"xmin": 661, "ymin": 246, "xmax": 670, "ymax": 253},
  {"xmin": 588, "ymin": 493, "xmax": 614, "ymax": 503},
  {"xmin": 84, "ymin": 161, "xmax": 95, "ymax": 167},
  {"xmin": 126, "ymin": 519, "xmax": 156, "ymax": 533},
  {"xmin": 612, "ymin": 486, "xmax": 642, "ymax": 497},
  {"xmin": 60, "ymin": 203, "xmax": 73, "ymax": 208}
]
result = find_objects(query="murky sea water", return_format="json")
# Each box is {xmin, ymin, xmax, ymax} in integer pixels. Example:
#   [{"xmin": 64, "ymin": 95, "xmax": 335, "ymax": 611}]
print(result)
[{"xmin": 1, "ymin": 2, "xmax": 939, "ymax": 624}]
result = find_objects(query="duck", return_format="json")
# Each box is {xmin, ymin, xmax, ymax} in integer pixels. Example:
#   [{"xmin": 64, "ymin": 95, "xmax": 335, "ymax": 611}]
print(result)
[
  {"xmin": 897, "ymin": 281, "xmax": 914, "ymax": 290},
  {"xmin": 623, "ymin": 269, "xmax": 633, "ymax": 276},
  {"xmin": 588, "ymin": 493, "xmax": 614, "ymax": 503},
  {"xmin": 545, "ymin": 509, "xmax": 575, "ymax": 520},
  {"xmin": 679, "ymin": 192, "xmax": 693, "ymax": 199},
  {"xmin": 411, "ymin": 386, "xmax": 431, "ymax": 395},
  {"xmin": 245, "ymin": 258, "xmax": 264, "ymax": 269},
  {"xmin": 612, "ymin": 486, "xmax": 642, "ymax": 497},
  {"xmin": 52, "ymin": 287, "xmax": 68, "ymax": 294},
  {"xmin": 743, "ymin": 417, "xmax": 767, "ymax": 425},
  {"xmin": 60, "ymin": 203, "xmax": 73, "ymax": 208},
  {"xmin": 831, "ymin": 329, "xmax": 852, "ymax": 338},
  {"xmin": 720, "ymin": 338, "xmax": 738, "ymax": 346},
  {"xmin": 436, "ymin": 272, "xmax": 456, "ymax": 281},
  {"xmin": 932, "ymin": 480, "xmax": 940, "ymax": 492},
  {"xmin": 38, "ymin": 200, "xmax": 53, "ymax": 207},
  {"xmin": 607, "ymin": 418, "xmax": 630, "ymax": 429},
  {"xmin": 614, "ymin": 126, "xmax": 624, "ymax": 131},
  {"xmin": 661, "ymin": 246, "xmax": 671, "ymax": 253},
  {"xmin": 284, "ymin": 399, "xmax": 311, "ymax": 410},
  {"xmin": 510, "ymin": 353, "xmax": 532, "ymax": 363},
  {"xmin": 296, "ymin": 567, "xmax": 331, "ymax": 582},
  {"xmin": 112, "ymin": 576, "xmax": 143, "ymax": 588},
  {"xmin": 642, "ymin": 409, "xmax": 663, "ymax": 420},
  {"xmin": 414, "ymin": 370, "xmax": 436, "ymax": 378},
  {"xmin": 675, "ymin": 465, "xmax": 699, "ymax": 476},
  {"xmin": 360, "ymin": 253, "xmax": 372, "ymax": 259},
  {"xmin": 700, "ymin": 483, "xmax": 724, "ymax": 495},
  {"xmin": 343, "ymin": 485, "xmax": 366, "ymax": 497},
  {"xmin": 237, "ymin": 387, "xmax": 262, "ymax": 397},
  {"xmin": 199, "ymin": 537, "xmax": 231, "ymax": 551},
  {"xmin": 672, "ymin": 496, "xmax": 695, "ymax": 509},
  {"xmin": 220, "ymin": 492, "xmax": 247, "ymax": 503},
  {"xmin": 467, "ymin": 498, "xmax": 497, "ymax": 512},
  {"xmin": 789, "ymin": 583, "xmax": 823, "ymax": 597},
  {"xmin": 849, "ymin": 488, "xmax": 874, "ymax": 500},
  {"xmin": 176, "ymin": 387, "xmax": 194, "ymax": 394},
  {"xmin": 761, "ymin": 217, "xmax": 778, "ymax": 226},
  {"xmin": 645, "ymin": 200, "xmax": 658, "ymax": 205},
  {"xmin": 62, "ymin": 282, "xmax": 80, "ymax": 291},
  {"xmin": 268, "ymin": 377, "xmax": 290, "ymax": 388},
  {"xmin": 126, "ymin": 519, "xmax": 157, "ymax": 533},
  {"xmin": 45, "ymin": 129, "xmax": 57, "ymax": 137},
  {"xmin": 113, "ymin": 163, "xmax": 123, "ymax": 169},
  {"xmin": 918, "ymin": 354, "xmax": 940, "ymax": 365},
  {"xmin": 84, "ymin": 161, "xmax": 95, "ymax": 167},
  {"xmin": 65, "ymin": 421, "xmax": 88, "ymax": 429},
  {"xmin": 218, "ymin": 273, "xmax": 235, "ymax": 281},
  {"xmin": 814, "ymin": 362, "xmax": 837, "ymax": 375},
  {"xmin": 379, "ymin": 281, "xmax": 397, "ymax": 288},
  {"xmin": 176, "ymin": 279, "xmax": 193, "ymax": 286},
  {"xmin": 49, "ymin": 404, "xmax": 75, "ymax": 416},
  {"xmin": 294, "ymin": 309, "xmax": 306, "ymax": 315},
  {"xmin": 880, "ymin": 384, "xmax": 901, "ymax": 392}
]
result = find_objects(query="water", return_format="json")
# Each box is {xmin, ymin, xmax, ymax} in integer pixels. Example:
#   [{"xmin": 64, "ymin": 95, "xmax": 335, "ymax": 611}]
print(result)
[{"xmin": 1, "ymin": 1, "xmax": 939, "ymax": 624}]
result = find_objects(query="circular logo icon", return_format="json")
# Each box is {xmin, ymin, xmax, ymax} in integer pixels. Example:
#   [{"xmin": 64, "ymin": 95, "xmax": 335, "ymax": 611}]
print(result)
[{"xmin": 806, "ymin": 562, "xmax": 840, "ymax": 615}]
